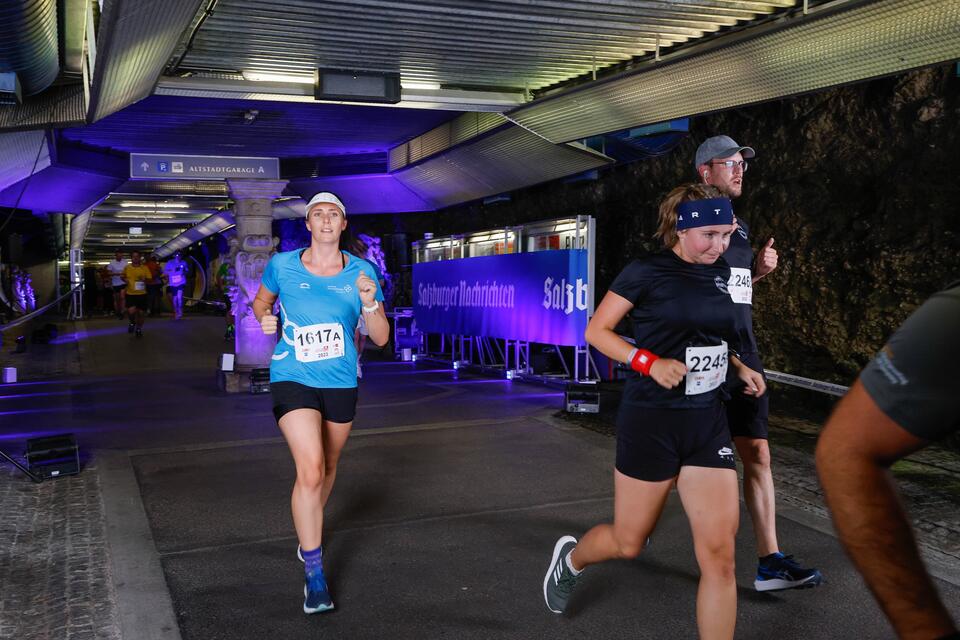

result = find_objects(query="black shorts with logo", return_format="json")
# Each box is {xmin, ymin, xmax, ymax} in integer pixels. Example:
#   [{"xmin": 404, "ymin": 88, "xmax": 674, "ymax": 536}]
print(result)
[
  {"xmin": 616, "ymin": 401, "xmax": 736, "ymax": 482},
  {"xmin": 271, "ymin": 381, "xmax": 359, "ymax": 424},
  {"xmin": 725, "ymin": 351, "xmax": 769, "ymax": 440},
  {"xmin": 126, "ymin": 294, "xmax": 147, "ymax": 311}
]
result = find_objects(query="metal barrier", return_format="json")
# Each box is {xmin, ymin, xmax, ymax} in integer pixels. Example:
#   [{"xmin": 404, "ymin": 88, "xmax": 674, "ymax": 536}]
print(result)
[
  {"xmin": 0, "ymin": 285, "xmax": 80, "ymax": 333},
  {"xmin": 765, "ymin": 369, "xmax": 849, "ymax": 397}
]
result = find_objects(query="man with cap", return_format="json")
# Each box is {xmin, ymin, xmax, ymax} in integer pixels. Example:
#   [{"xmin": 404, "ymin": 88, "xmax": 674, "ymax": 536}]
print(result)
[
  {"xmin": 696, "ymin": 135, "xmax": 822, "ymax": 591},
  {"xmin": 252, "ymin": 191, "xmax": 388, "ymax": 615}
]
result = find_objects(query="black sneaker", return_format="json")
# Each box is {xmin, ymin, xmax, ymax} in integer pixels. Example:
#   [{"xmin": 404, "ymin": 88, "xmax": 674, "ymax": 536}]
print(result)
[
  {"xmin": 135, "ymin": 328, "xmax": 143, "ymax": 338},
  {"xmin": 543, "ymin": 535, "xmax": 580, "ymax": 613},
  {"xmin": 755, "ymin": 552, "xmax": 822, "ymax": 591},
  {"xmin": 128, "ymin": 322, "xmax": 135, "ymax": 333},
  {"xmin": 303, "ymin": 568, "xmax": 334, "ymax": 614}
]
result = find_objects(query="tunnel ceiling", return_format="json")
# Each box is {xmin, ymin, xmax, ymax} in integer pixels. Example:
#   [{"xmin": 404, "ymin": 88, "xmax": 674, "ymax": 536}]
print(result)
[
  {"xmin": 7, "ymin": 0, "xmax": 960, "ymax": 261},
  {"xmin": 59, "ymin": 95, "xmax": 461, "ymax": 162},
  {"xmin": 168, "ymin": 0, "xmax": 798, "ymax": 93}
]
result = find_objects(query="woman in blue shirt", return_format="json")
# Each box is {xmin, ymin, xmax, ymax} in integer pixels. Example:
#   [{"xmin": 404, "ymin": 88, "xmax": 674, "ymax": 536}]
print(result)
[
  {"xmin": 543, "ymin": 183, "xmax": 765, "ymax": 640},
  {"xmin": 252, "ymin": 192, "xmax": 388, "ymax": 614}
]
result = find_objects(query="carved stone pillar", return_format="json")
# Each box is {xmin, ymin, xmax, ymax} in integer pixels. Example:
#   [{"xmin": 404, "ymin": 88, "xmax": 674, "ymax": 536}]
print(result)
[{"xmin": 226, "ymin": 179, "xmax": 287, "ymax": 372}]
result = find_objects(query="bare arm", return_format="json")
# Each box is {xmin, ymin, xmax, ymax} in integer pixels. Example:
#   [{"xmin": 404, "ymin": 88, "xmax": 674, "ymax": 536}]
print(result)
[
  {"xmin": 816, "ymin": 380, "xmax": 957, "ymax": 640},
  {"xmin": 355, "ymin": 273, "xmax": 389, "ymax": 347},
  {"xmin": 252, "ymin": 285, "xmax": 278, "ymax": 333},
  {"xmin": 584, "ymin": 290, "xmax": 640, "ymax": 363},
  {"xmin": 362, "ymin": 305, "xmax": 389, "ymax": 348},
  {"xmin": 585, "ymin": 291, "xmax": 686, "ymax": 389}
]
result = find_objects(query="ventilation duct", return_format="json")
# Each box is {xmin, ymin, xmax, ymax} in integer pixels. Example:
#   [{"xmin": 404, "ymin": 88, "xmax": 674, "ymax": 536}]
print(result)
[
  {"xmin": 0, "ymin": 0, "xmax": 59, "ymax": 97},
  {"xmin": 0, "ymin": 84, "xmax": 86, "ymax": 132},
  {"xmin": 0, "ymin": 130, "xmax": 51, "ymax": 193},
  {"xmin": 272, "ymin": 199, "xmax": 306, "ymax": 219},
  {"xmin": 70, "ymin": 210, "xmax": 93, "ymax": 251},
  {"xmin": 88, "ymin": 0, "xmax": 206, "ymax": 122},
  {"xmin": 390, "ymin": 112, "xmax": 507, "ymax": 172},
  {"xmin": 393, "ymin": 123, "xmax": 612, "ymax": 209},
  {"xmin": 510, "ymin": 0, "xmax": 960, "ymax": 143},
  {"xmin": 154, "ymin": 211, "xmax": 235, "ymax": 258}
]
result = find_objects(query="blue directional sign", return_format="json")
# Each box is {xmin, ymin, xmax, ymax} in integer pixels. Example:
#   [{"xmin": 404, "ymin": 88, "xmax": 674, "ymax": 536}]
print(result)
[{"xmin": 130, "ymin": 154, "xmax": 280, "ymax": 180}]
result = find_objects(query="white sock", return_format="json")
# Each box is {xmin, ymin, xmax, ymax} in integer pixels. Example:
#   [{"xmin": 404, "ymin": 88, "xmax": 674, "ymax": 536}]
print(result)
[{"xmin": 565, "ymin": 551, "xmax": 583, "ymax": 576}]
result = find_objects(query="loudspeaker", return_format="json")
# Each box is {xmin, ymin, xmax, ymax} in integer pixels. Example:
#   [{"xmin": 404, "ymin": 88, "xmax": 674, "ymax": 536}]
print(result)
[
  {"xmin": 26, "ymin": 433, "xmax": 80, "ymax": 479},
  {"xmin": 315, "ymin": 69, "xmax": 401, "ymax": 104},
  {"xmin": 249, "ymin": 367, "xmax": 271, "ymax": 394},
  {"xmin": 565, "ymin": 385, "xmax": 600, "ymax": 414}
]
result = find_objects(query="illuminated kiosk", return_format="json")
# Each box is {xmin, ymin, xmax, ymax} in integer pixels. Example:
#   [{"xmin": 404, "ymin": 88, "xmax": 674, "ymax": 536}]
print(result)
[{"xmin": 412, "ymin": 216, "xmax": 598, "ymax": 382}]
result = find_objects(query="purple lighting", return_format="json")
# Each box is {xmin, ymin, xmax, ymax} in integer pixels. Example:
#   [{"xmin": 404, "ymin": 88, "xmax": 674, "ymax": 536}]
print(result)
[
  {"xmin": 50, "ymin": 326, "xmax": 130, "ymax": 344},
  {"xmin": 289, "ymin": 174, "xmax": 434, "ymax": 214}
]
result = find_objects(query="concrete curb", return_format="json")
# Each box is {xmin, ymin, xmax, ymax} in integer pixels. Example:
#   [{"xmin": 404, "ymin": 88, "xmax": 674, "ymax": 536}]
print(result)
[{"xmin": 98, "ymin": 449, "xmax": 182, "ymax": 640}]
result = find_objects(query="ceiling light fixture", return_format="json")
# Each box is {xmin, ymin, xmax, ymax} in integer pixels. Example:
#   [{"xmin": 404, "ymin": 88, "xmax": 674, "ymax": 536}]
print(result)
[
  {"xmin": 242, "ymin": 70, "xmax": 314, "ymax": 84},
  {"xmin": 401, "ymin": 81, "xmax": 441, "ymax": 91},
  {"xmin": 119, "ymin": 201, "xmax": 190, "ymax": 209}
]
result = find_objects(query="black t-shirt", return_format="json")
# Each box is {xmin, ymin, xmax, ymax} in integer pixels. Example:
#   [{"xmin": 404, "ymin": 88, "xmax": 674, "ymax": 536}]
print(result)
[
  {"xmin": 860, "ymin": 282, "xmax": 960, "ymax": 441},
  {"xmin": 722, "ymin": 217, "xmax": 758, "ymax": 353},
  {"xmin": 610, "ymin": 250, "xmax": 742, "ymax": 409}
]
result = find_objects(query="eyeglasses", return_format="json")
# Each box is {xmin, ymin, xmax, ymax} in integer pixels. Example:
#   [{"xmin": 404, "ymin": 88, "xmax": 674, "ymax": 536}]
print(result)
[{"xmin": 709, "ymin": 160, "xmax": 749, "ymax": 172}]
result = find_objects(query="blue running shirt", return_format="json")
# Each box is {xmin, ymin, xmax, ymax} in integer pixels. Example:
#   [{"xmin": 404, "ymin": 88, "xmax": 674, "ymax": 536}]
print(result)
[{"xmin": 261, "ymin": 250, "xmax": 383, "ymax": 389}]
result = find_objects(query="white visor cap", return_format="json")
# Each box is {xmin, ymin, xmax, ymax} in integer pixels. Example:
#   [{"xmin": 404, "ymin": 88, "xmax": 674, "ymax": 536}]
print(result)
[{"xmin": 305, "ymin": 192, "xmax": 346, "ymax": 217}]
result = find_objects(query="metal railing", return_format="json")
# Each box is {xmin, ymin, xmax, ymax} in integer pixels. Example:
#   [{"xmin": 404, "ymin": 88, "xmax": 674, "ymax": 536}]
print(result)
[
  {"xmin": 765, "ymin": 369, "xmax": 849, "ymax": 397},
  {"xmin": 0, "ymin": 284, "xmax": 80, "ymax": 333}
]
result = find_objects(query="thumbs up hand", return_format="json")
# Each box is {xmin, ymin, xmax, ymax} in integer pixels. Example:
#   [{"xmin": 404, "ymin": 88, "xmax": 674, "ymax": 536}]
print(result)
[{"xmin": 754, "ymin": 237, "xmax": 778, "ymax": 280}]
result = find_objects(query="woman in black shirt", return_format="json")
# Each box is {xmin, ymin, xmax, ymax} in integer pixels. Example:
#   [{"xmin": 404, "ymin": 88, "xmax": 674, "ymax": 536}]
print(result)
[{"xmin": 543, "ymin": 183, "xmax": 766, "ymax": 640}]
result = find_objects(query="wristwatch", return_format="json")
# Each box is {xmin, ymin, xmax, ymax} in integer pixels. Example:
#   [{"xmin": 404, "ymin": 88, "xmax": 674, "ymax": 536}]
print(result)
[{"xmin": 362, "ymin": 300, "xmax": 379, "ymax": 313}]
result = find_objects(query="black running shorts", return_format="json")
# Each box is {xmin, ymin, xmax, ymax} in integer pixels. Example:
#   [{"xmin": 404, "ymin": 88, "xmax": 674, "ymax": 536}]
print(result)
[
  {"xmin": 616, "ymin": 401, "xmax": 736, "ymax": 482},
  {"xmin": 725, "ymin": 351, "xmax": 769, "ymax": 440},
  {"xmin": 125, "ymin": 294, "xmax": 147, "ymax": 311},
  {"xmin": 271, "ymin": 381, "xmax": 359, "ymax": 424}
]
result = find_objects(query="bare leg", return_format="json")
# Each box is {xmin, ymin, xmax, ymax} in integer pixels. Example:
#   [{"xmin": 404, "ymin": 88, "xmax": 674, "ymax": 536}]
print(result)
[
  {"xmin": 278, "ymin": 409, "xmax": 326, "ymax": 550},
  {"xmin": 570, "ymin": 470, "xmax": 673, "ymax": 570},
  {"xmin": 319, "ymin": 419, "xmax": 353, "ymax": 511},
  {"xmin": 676, "ymin": 466, "xmax": 740, "ymax": 640},
  {"xmin": 735, "ymin": 436, "xmax": 778, "ymax": 556}
]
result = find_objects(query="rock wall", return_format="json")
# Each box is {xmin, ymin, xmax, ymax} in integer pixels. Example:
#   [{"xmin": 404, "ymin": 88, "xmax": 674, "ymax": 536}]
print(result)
[{"xmin": 350, "ymin": 65, "xmax": 960, "ymax": 383}]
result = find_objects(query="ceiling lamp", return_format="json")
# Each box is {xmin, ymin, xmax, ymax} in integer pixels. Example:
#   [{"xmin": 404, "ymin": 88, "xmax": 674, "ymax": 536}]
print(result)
[{"xmin": 242, "ymin": 70, "xmax": 314, "ymax": 84}]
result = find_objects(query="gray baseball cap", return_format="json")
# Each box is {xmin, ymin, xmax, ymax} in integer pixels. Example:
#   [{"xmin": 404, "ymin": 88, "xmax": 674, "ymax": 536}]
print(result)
[{"xmin": 695, "ymin": 135, "xmax": 755, "ymax": 169}]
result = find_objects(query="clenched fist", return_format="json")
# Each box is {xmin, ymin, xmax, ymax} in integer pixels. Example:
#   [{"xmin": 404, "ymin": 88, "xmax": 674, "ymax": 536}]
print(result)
[
  {"xmin": 355, "ymin": 272, "xmax": 377, "ymax": 306},
  {"xmin": 260, "ymin": 313, "xmax": 279, "ymax": 335},
  {"xmin": 649, "ymin": 358, "xmax": 687, "ymax": 390}
]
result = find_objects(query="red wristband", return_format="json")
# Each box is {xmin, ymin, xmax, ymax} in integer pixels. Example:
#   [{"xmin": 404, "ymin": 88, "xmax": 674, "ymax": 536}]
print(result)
[{"xmin": 630, "ymin": 349, "xmax": 660, "ymax": 376}]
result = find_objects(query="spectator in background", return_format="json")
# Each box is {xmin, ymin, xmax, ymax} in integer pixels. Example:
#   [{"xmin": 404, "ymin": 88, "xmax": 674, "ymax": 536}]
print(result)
[
  {"xmin": 163, "ymin": 252, "xmax": 189, "ymax": 320},
  {"xmin": 106, "ymin": 251, "xmax": 127, "ymax": 318},
  {"xmin": 145, "ymin": 255, "xmax": 164, "ymax": 316}
]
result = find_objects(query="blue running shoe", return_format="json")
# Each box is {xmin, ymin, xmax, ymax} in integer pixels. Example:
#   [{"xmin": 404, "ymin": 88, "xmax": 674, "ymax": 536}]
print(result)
[
  {"xmin": 303, "ymin": 569, "xmax": 334, "ymax": 614},
  {"xmin": 755, "ymin": 552, "xmax": 822, "ymax": 592}
]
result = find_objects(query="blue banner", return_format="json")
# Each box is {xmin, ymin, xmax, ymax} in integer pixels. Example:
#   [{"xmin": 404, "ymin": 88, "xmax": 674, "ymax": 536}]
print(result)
[{"xmin": 413, "ymin": 250, "xmax": 590, "ymax": 346}]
